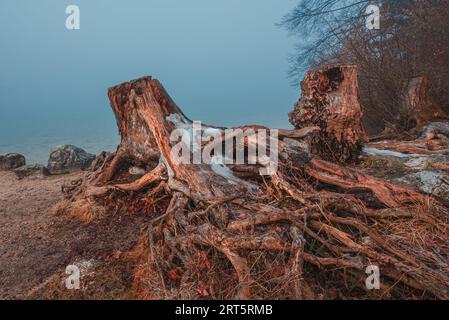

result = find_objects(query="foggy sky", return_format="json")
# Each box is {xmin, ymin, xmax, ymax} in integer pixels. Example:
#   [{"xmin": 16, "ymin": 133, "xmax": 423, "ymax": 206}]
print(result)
[{"xmin": 0, "ymin": 0, "xmax": 298, "ymax": 161}]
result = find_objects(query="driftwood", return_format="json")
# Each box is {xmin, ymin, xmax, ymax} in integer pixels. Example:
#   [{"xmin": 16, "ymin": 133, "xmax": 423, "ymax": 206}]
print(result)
[
  {"xmin": 289, "ymin": 65, "xmax": 366, "ymax": 163},
  {"xmin": 61, "ymin": 72, "xmax": 449, "ymax": 300}
]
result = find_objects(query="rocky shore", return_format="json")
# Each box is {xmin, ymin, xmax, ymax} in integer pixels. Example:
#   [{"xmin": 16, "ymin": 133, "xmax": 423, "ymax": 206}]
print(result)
[
  {"xmin": 0, "ymin": 144, "xmax": 150, "ymax": 299},
  {"xmin": 0, "ymin": 145, "xmax": 96, "ymax": 180}
]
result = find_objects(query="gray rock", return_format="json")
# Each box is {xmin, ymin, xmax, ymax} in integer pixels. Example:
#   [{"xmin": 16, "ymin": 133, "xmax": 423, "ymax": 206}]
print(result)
[
  {"xmin": 394, "ymin": 171, "xmax": 449, "ymax": 198},
  {"xmin": 0, "ymin": 153, "xmax": 26, "ymax": 170},
  {"xmin": 404, "ymin": 157, "xmax": 431, "ymax": 170},
  {"xmin": 47, "ymin": 145, "xmax": 95, "ymax": 174},
  {"xmin": 14, "ymin": 164, "xmax": 50, "ymax": 179}
]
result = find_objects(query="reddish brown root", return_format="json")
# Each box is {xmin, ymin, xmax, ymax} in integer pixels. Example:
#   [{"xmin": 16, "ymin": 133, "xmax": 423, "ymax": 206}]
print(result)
[{"xmin": 58, "ymin": 74, "xmax": 449, "ymax": 300}]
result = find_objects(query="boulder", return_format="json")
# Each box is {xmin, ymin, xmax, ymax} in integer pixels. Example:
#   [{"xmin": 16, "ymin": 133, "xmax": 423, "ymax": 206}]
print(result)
[
  {"xmin": 0, "ymin": 153, "xmax": 26, "ymax": 170},
  {"xmin": 14, "ymin": 164, "xmax": 50, "ymax": 179},
  {"xmin": 47, "ymin": 145, "xmax": 95, "ymax": 175},
  {"xmin": 394, "ymin": 171, "xmax": 449, "ymax": 198}
]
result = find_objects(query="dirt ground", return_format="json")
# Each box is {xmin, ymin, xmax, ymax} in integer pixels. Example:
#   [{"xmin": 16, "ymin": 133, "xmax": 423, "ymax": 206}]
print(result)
[{"xmin": 0, "ymin": 171, "xmax": 152, "ymax": 300}]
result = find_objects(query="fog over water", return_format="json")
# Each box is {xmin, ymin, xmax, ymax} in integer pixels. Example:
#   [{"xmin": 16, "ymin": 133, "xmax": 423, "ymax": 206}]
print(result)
[{"xmin": 0, "ymin": 0, "xmax": 298, "ymax": 164}]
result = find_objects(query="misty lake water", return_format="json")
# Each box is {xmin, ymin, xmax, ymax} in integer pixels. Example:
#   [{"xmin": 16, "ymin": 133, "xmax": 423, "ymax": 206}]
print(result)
[
  {"xmin": 0, "ymin": 134, "xmax": 119, "ymax": 165},
  {"xmin": 0, "ymin": 111, "xmax": 120, "ymax": 165},
  {"xmin": 0, "ymin": 106, "xmax": 293, "ymax": 165},
  {"xmin": 0, "ymin": 1, "xmax": 298, "ymax": 165}
]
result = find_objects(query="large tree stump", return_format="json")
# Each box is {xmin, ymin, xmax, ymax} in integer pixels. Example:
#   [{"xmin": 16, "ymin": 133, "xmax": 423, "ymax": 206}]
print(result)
[
  {"xmin": 85, "ymin": 77, "xmax": 281, "ymax": 202},
  {"xmin": 399, "ymin": 76, "xmax": 447, "ymax": 130},
  {"xmin": 289, "ymin": 65, "xmax": 366, "ymax": 163}
]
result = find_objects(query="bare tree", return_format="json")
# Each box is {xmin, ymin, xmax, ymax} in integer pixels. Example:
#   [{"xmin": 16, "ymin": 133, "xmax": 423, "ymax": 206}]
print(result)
[{"xmin": 282, "ymin": 0, "xmax": 449, "ymax": 134}]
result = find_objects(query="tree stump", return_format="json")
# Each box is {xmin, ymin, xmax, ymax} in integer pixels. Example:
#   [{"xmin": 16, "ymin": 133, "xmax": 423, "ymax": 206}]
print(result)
[
  {"xmin": 83, "ymin": 77, "xmax": 270, "ymax": 201},
  {"xmin": 399, "ymin": 76, "xmax": 447, "ymax": 130},
  {"xmin": 289, "ymin": 65, "xmax": 366, "ymax": 163}
]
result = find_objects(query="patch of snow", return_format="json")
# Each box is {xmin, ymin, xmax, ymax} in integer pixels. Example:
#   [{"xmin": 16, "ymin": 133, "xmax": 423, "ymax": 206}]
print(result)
[
  {"xmin": 166, "ymin": 113, "xmax": 189, "ymax": 126},
  {"xmin": 166, "ymin": 114, "xmax": 202, "ymax": 155},
  {"xmin": 210, "ymin": 156, "xmax": 240, "ymax": 185},
  {"xmin": 404, "ymin": 158, "xmax": 430, "ymax": 170},
  {"xmin": 160, "ymin": 154, "xmax": 174, "ymax": 179},
  {"xmin": 363, "ymin": 147, "xmax": 421, "ymax": 159},
  {"xmin": 203, "ymin": 127, "xmax": 223, "ymax": 136}
]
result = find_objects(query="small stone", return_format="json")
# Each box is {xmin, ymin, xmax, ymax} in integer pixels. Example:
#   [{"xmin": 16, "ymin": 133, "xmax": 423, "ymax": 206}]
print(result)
[{"xmin": 0, "ymin": 153, "xmax": 26, "ymax": 170}]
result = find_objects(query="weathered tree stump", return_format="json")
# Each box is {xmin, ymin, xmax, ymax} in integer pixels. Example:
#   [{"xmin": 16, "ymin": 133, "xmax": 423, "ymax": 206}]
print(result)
[
  {"xmin": 399, "ymin": 76, "xmax": 447, "ymax": 130},
  {"xmin": 102, "ymin": 77, "xmax": 252, "ymax": 200},
  {"xmin": 289, "ymin": 65, "xmax": 366, "ymax": 163}
]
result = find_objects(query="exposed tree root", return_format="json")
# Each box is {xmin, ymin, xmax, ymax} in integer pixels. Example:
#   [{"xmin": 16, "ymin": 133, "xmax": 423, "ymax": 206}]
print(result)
[
  {"xmin": 59, "ymin": 75, "xmax": 449, "ymax": 300},
  {"xmin": 304, "ymin": 159, "xmax": 426, "ymax": 208}
]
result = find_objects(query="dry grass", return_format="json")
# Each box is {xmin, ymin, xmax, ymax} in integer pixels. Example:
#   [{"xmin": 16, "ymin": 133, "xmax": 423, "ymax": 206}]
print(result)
[
  {"xmin": 53, "ymin": 199, "xmax": 105, "ymax": 223},
  {"xmin": 26, "ymin": 259, "xmax": 136, "ymax": 300},
  {"xmin": 122, "ymin": 161, "xmax": 449, "ymax": 300}
]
